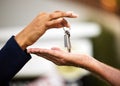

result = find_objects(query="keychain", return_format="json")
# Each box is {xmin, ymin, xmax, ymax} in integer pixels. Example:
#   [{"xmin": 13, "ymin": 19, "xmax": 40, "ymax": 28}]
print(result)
[{"xmin": 63, "ymin": 27, "xmax": 71, "ymax": 52}]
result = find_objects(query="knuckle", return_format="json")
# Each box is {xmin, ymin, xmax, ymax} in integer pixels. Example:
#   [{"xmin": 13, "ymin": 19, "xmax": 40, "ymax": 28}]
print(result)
[
  {"xmin": 37, "ymin": 12, "xmax": 49, "ymax": 19},
  {"xmin": 49, "ymin": 13, "xmax": 55, "ymax": 19}
]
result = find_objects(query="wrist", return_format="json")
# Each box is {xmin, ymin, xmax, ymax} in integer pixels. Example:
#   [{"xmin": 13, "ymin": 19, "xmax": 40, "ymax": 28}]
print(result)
[
  {"xmin": 15, "ymin": 34, "xmax": 28, "ymax": 50},
  {"xmin": 83, "ymin": 56, "xmax": 102, "ymax": 74},
  {"xmin": 74, "ymin": 54, "xmax": 95, "ymax": 69},
  {"xmin": 14, "ymin": 27, "xmax": 44, "ymax": 50}
]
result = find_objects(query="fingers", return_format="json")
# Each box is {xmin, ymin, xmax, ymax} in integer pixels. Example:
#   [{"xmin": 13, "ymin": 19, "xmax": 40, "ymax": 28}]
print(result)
[
  {"xmin": 51, "ymin": 47, "xmax": 64, "ymax": 52},
  {"xmin": 27, "ymin": 48, "xmax": 52, "ymax": 55},
  {"xmin": 27, "ymin": 48, "xmax": 39, "ymax": 54},
  {"xmin": 46, "ymin": 18, "xmax": 70, "ymax": 28},
  {"xmin": 27, "ymin": 47, "xmax": 63, "ymax": 57},
  {"xmin": 51, "ymin": 47, "xmax": 61, "ymax": 51},
  {"xmin": 27, "ymin": 48, "xmax": 67, "ymax": 66},
  {"xmin": 49, "ymin": 11, "xmax": 79, "ymax": 19},
  {"xmin": 36, "ymin": 11, "xmax": 78, "ymax": 29},
  {"xmin": 46, "ymin": 11, "xmax": 78, "ymax": 28}
]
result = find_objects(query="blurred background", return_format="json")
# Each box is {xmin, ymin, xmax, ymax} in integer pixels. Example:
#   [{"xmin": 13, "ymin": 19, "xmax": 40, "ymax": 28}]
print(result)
[{"xmin": 0, "ymin": 0, "xmax": 120, "ymax": 86}]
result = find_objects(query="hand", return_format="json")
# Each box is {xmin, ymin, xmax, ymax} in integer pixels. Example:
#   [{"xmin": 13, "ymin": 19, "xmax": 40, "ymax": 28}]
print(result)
[
  {"xmin": 15, "ymin": 11, "xmax": 78, "ymax": 50},
  {"xmin": 27, "ymin": 47, "xmax": 92, "ymax": 68},
  {"xmin": 28, "ymin": 48, "xmax": 120, "ymax": 86}
]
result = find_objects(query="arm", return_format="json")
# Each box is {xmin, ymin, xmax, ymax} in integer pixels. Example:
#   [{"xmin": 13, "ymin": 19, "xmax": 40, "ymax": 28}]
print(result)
[
  {"xmin": 89, "ymin": 58, "xmax": 120, "ymax": 86},
  {"xmin": 0, "ymin": 36, "xmax": 31, "ymax": 85},
  {"xmin": 0, "ymin": 11, "xmax": 78, "ymax": 85},
  {"xmin": 27, "ymin": 47, "xmax": 120, "ymax": 86}
]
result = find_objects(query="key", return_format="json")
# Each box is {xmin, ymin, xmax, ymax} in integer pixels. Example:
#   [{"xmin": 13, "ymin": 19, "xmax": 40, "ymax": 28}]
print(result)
[{"xmin": 64, "ymin": 29, "xmax": 71, "ymax": 52}]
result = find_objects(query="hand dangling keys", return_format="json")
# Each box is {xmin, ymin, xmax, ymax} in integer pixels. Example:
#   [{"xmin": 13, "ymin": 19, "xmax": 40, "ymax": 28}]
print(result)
[{"xmin": 63, "ymin": 27, "xmax": 71, "ymax": 52}]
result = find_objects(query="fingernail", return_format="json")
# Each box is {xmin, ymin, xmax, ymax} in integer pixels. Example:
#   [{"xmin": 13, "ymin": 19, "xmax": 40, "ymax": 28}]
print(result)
[
  {"xmin": 57, "ymin": 18, "xmax": 63, "ymax": 21},
  {"xmin": 72, "ymin": 13, "xmax": 79, "ymax": 17},
  {"xmin": 66, "ymin": 11, "xmax": 79, "ymax": 17}
]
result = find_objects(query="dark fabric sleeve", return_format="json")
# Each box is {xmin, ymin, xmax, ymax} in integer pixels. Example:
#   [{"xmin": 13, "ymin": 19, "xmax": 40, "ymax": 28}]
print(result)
[{"xmin": 0, "ymin": 36, "xmax": 31, "ymax": 85}]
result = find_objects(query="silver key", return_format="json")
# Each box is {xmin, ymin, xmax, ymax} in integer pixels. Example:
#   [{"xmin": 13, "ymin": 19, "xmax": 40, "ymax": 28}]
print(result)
[{"xmin": 63, "ymin": 29, "xmax": 71, "ymax": 52}]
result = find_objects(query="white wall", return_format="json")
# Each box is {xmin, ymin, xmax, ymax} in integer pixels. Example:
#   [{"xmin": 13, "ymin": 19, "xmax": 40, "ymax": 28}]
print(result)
[{"xmin": 0, "ymin": 0, "xmax": 88, "ymax": 27}]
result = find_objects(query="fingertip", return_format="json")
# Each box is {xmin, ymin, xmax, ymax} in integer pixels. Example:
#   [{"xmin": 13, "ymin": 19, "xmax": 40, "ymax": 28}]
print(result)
[
  {"xmin": 72, "ymin": 13, "xmax": 79, "ymax": 18},
  {"xmin": 66, "ymin": 24, "xmax": 70, "ymax": 28},
  {"xmin": 66, "ymin": 11, "xmax": 79, "ymax": 18},
  {"xmin": 27, "ymin": 48, "xmax": 31, "ymax": 53}
]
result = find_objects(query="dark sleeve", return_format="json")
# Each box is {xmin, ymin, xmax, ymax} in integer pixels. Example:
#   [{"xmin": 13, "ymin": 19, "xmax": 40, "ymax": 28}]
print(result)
[{"xmin": 0, "ymin": 36, "xmax": 31, "ymax": 85}]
